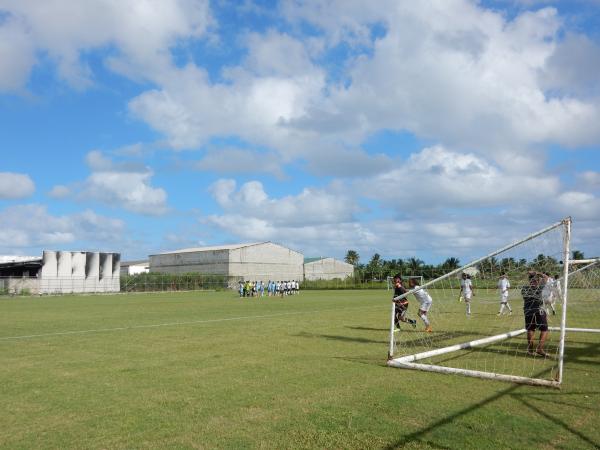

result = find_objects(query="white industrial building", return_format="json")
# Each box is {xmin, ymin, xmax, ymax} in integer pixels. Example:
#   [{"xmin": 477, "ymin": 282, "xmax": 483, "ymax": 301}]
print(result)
[
  {"xmin": 303, "ymin": 257, "xmax": 354, "ymax": 280},
  {"xmin": 0, "ymin": 250, "xmax": 120, "ymax": 294},
  {"xmin": 150, "ymin": 242, "xmax": 304, "ymax": 282},
  {"xmin": 120, "ymin": 260, "xmax": 149, "ymax": 276}
]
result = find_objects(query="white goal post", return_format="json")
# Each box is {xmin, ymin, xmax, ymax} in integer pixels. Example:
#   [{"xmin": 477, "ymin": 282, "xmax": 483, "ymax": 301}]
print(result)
[{"xmin": 387, "ymin": 217, "xmax": 573, "ymax": 388}]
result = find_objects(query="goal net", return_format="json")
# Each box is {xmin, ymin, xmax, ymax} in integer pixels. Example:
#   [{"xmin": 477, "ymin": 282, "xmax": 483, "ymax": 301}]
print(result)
[
  {"xmin": 554, "ymin": 259, "xmax": 600, "ymax": 333},
  {"xmin": 387, "ymin": 218, "xmax": 571, "ymax": 388}
]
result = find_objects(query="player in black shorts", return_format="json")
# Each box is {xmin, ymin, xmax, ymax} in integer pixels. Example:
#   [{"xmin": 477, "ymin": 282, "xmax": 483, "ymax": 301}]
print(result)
[
  {"xmin": 392, "ymin": 275, "xmax": 417, "ymax": 330},
  {"xmin": 521, "ymin": 272, "xmax": 550, "ymax": 357}
]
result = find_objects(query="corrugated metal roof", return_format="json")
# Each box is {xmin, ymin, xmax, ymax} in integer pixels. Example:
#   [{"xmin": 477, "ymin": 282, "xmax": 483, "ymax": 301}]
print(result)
[{"xmin": 151, "ymin": 242, "xmax": 268, "ymax": 255}]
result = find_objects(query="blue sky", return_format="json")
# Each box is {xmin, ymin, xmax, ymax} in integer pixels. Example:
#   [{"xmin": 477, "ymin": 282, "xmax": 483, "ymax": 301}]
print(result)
[{"xmin": 1, "ymin": 0, "xmax": 599, "ymax": 265}]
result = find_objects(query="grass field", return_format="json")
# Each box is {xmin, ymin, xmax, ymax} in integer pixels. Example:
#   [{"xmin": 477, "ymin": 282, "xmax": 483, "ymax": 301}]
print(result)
[{"xmin": 1, "ymin": 290, "xmax": 599, "ymax": 449}]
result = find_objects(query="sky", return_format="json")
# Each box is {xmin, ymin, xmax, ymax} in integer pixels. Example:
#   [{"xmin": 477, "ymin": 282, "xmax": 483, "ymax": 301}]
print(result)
[{"xmin": 1, "ymin": 0, "xmax": 599, "ymax": 265}]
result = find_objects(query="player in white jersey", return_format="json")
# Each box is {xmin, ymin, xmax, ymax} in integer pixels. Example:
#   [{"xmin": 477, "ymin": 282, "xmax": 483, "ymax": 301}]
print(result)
[
  {"xmin": 460, "ymin": 273, "xmax": 475, "ymax": 316},
  {"xmin": 497, "ymin": 274, "xmax": 512, "ymax": 315},
  {"xmin": 553, "ymin": 274, "xmax": 562, "ymax": 304},
  {"xmin": 541, "ymin": 272, "xmax": 556, "ymax": 315},
  {"xmin": 408, "ymin": 278, "xmax": 433, "ymax": 332}
]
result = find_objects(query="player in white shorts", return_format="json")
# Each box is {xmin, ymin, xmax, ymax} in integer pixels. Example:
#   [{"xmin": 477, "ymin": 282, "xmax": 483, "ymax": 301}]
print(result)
[
  {"xmin": 553, "ymin": 274, "xmax": 562, "ymax": 305},
  {"xmin": 460, "ymin": 273, "xmax": 474, "ymax": 316},
  {"xmin": 408, "ymin": 278, "xmax": 433, "ymax": 332},
  {"xmin": 541, "ymin": 272, "xmax": 556, "ymax": 315},
  {"xmin": 497, "ymin": 274, "xmax": 512, "ymax": 315}
]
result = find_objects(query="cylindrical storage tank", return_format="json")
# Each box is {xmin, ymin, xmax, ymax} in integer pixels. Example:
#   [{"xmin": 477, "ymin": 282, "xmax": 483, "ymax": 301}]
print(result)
[
  {"xmin": 85, "ymin": 252, "xmax": 100, "ymax": 293},
  {"xmin": 40, "ymin": 251, "xmax": 58, "ymax": 294},
  {"xmin": 99, "ymin": 253, "xmax": 113, "ymax": 293},
  {"xmin": 111, "ymin": 253, "xmax": 121, "ymax": 292},
  {"xmin": 57, "ymin": 251, "xmax": 73, "ymax": 294},
  {"xmin": 71, "ymin": 252, "xmax": 86, "ymax": 293}
]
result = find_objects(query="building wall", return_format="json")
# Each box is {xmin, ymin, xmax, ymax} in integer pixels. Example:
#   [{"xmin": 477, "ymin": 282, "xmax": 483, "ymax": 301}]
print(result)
[
  {"xmin": 229, "ymin": 243, "xmax": 304, "ymax": 282},
  {"xmin": 120, "ymin": 263, "xmax": 149, "ymax": 276},
  {"xmin": 304, "ymin": 258, "xmax": 354, "ymax": 281},
  {"xmin": 150, "ymin": 243, "xmax": 304, "ymax": 282},
  {"xmin": 150, "ymin": 249, "xmax": 230, "ymax": 274}
]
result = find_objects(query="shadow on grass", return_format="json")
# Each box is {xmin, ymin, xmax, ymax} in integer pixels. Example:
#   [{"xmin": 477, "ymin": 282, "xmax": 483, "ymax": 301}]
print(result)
[
  {"xmin": 384, "ymin": 362, "xmax": 600, "ymax": 450},
  {"xmin": 383, "ymin": 370, "xmax": 600, "ymax": 449},
  {"xmin": 294, "ymin": 331, "xmax": 388, "ymax": 345},
  {"xmin": 346, "ymin": 326, "xmax": 388, "ymax": 332}
]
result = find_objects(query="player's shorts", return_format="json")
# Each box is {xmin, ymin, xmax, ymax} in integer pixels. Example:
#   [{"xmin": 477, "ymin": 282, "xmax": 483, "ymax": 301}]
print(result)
[
  {"xmin": 419, "ymin": 297, "xmax": 432, "ymax": 312},
  {"xmin": 500, "ymin": 293, "xmax": 509, "ymax": 302},
  {"xmin": 394, "ymin": 301, "xmax": 408, "ymax": 320},
  {"xmin": 524, "ymin": 308, "xmax": 548, "ymax": 332},
  {"xmin": 463, "ymin": 292, "xmax": 472, "ymax": 301},
  {"xmin": 542, "ymin": 294, "xmax": 554, "ymax": 305}
]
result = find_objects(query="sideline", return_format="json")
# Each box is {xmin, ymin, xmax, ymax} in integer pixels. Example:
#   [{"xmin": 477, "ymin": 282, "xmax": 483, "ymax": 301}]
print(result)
[{"xmin": 0, "ymin": 304, "xmax": 385, "ymax": 341}]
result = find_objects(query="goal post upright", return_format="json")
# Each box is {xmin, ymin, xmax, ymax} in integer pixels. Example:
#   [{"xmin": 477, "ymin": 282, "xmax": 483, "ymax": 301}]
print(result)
[{"xmin": 557, "ymin": 217, "xmax": 571, "ymax": 385}]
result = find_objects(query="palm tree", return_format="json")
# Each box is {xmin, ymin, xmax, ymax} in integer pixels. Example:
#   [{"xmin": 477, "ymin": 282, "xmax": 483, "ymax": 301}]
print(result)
[
  {"xmin": 572, "ymin": 250, "xmax": 585, "ymax": 260},
  {"xmin": 407, "ymin": 257, "xmax": 424, "ymax": 275},
  {"xmin": 366, "ymin": 253, "xmax": 383, "ymax": 280},
  {"xmin": 443, "ymin": 257, "xmax": 460, "ymax": 270},
  {"xmin": 344, "ymin": 250, "xmax": 360, "ymax": 266}
]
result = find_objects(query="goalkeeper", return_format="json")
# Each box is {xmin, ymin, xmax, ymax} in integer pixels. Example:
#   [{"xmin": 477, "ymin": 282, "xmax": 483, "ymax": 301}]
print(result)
[
  {"xmin": 392, "ymin": 276, "xmax": 417, "ymax": 330},
  {"xmin": 521, "ymin": 272, "xmax": 549, "ymax": 357}
]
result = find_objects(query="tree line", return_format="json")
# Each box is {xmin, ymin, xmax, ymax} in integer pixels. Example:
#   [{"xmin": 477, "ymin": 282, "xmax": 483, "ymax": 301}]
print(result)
[{"xmin": 344, "ymin": 250, "xmax": 588, "ymax": 282}]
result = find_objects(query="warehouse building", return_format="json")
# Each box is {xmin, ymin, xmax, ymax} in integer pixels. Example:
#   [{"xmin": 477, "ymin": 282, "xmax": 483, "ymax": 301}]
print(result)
[
  {"xmin": 150, "ymin": 242, "xmax": 304, "ymax": 282},
  {"xmin": 120, "ymin": 259, "xmax": 149, "ymax": 276},
  {"xmin": 0, "ymin": 250, "xmax": 120, "ymax": 294},
  {"xmin": 303, "ymin": 257, "xmax": 354, "ymax": 281}
]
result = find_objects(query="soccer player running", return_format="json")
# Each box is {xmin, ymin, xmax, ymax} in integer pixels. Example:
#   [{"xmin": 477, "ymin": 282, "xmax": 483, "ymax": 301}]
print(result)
[
  {"xmin": 392, "ymin": 275, "xmax": 417, "ymax": 331},
  {"xmin": 521, "ymin": 272, "xmax": 550, "ymax": 357},
  {"xmin": 497, "ymin": 273, "xmax": 512, "ymax": 316},
  {"xmin": 460, "ymin": 273, "xmax": 475, "ymax": 316},
  {"xmin": 408, "ymin": 278, "xmax": 433, "ymax": 332}
]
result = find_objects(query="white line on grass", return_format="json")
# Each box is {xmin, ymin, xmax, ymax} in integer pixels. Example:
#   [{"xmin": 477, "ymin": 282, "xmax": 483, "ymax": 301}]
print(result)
[{"xmin": 0, "ymin": 305, "xmax": 385, "ymax": 341}]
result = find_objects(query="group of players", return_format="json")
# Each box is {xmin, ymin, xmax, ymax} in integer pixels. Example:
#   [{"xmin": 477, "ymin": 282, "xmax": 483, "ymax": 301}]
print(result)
[
  {"xmin": 238, "ymin": 280, "xmax": 300, "ymax": 297},
  {"xmin": 392, "ymin": 271, "xmax": 563, "ymax": 356}
]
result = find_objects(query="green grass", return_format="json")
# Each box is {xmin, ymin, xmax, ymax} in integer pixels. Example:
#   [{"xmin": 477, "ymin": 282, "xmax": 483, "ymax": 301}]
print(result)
[{"xmin": 1, "ymin": 290, "xmax": 599, "ymax": 449}]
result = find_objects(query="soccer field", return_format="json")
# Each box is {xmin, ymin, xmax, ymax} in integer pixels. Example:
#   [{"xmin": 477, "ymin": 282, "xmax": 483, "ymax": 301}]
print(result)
[{"xmin": 1, "ymin": 290, "xmax": 599, "ymax": 449}]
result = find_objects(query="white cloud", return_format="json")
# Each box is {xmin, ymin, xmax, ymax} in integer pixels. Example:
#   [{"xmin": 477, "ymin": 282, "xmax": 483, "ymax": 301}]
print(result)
[
  {"xmin": 82, "ymin": 171, "xmax": 168, "ymax": 215},
  {"xmin": 0, "ymin": 15, "xmax": 35, "ymax": 92},
  {"xmin": 52, "ymin": 151, "xmax": 168, "ymax": 215},
  {"xmin": 48, "ymin": 185, "xmax": 70, "ymax": 199},
  {"xmin": 208, "ymin": 178, "xmax": 359, "ymax": 226},
  {"xmin": 0, "ymin": 0, "xmax": 213, "ymax": 90},
  {"xmin": 0, "ymin": 204, "xmax": 125, "ymax": 251},
  {"xmin": 0, "ymin": 172, "xmax": 35, "ymax": 199},
  {"xmin": 79, "ymin": 151, "xmax": 168, "ymax": 215},
  {"xmin": 196, "ymin": 147, "xmax": 285, "ymax": 179},
  {"xmin": 359, "ymin": 146, "xmax": 560, "ymax": 209},
  {"xmin": 578, "ymin": 171, "xmax": 600, "ymax": 189}
]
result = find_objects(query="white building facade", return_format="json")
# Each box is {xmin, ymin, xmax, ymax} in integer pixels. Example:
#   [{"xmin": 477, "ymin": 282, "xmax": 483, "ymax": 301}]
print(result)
[
  {"xmin": 150, "ymin": 242, "xmax": 304, "ymax": 282},
  {"xmin": 303, "ymin": 257, "xmax": 354, "ymax": 281}
]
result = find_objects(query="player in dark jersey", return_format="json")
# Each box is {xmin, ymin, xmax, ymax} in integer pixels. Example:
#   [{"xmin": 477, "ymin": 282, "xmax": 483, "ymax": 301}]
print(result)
[
  {"xmin": 392, "ymin": 275, "xmax": 417, "ymax": 330},
  {"xmin": 521, "ymin": 272, "xmax": 550, "ymax": 357}
]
